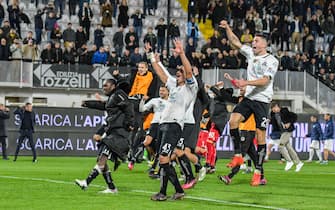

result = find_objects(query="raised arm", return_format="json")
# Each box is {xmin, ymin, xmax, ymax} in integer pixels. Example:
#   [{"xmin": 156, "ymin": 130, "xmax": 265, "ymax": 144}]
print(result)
[
  {"xmin": 145, "ymin": 42, "xmax": 169, "ymax": 83},
  {"xmin": 173, "ymin": 38, "xmax": 193, "ymax": 79},
  {"xmin": 219, "ymin": 20, "xmax": 242, "ymax": 49}
]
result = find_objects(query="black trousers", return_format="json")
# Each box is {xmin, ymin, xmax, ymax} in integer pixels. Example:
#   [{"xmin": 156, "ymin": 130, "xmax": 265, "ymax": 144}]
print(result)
[
  {"xmin": 15, "ymin": 130, "xmax": 36, "ymax": 160},
  {"xmin": 0, "ymin": 136, "xmax": 7, "ymax": 159}
]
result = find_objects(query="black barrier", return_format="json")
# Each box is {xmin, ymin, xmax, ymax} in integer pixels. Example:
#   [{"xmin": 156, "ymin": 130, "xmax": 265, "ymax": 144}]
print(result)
[{"xmin": 1, "ymin": 107, "xmax": 334, "ymax": 158}]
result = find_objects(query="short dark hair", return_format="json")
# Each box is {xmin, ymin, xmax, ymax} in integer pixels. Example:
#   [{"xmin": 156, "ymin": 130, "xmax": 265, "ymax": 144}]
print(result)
[
  {"xmin": 25, "ymin": 102, "xmax": 32, "ymax": 106},
  {"xmin": 105, "ymin": 78, "xmax": 117, "ymax": 85}
]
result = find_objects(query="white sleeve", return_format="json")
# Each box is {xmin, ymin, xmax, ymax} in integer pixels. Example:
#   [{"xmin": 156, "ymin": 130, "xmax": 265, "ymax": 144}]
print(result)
[
  {"xmin": 239, "ymin": 45, "xmax": 253, "ymax": 60},
  {"xmin": 158, "ymin": 61, "xmax": 176, "ymax": 83},
  {"xmin": 264, "ymin": 57, "xmax": 279, "ymax": 80},
  {"xmin": 142, "ymin": 98, "xmax": 155, "ymax": 112},
  {"xmin": 186, "ymin": 75, "xmax": 198, "ymax": 96}
]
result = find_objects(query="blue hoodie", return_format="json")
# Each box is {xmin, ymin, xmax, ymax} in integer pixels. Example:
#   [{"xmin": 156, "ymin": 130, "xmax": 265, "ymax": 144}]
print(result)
[
  {"xmin": 306, "ymin": 121, "xmax": 323, "ymax": 141},
  {"xmin": 324, "ymin": 119, "xmax": 334, "ymax": 140}
]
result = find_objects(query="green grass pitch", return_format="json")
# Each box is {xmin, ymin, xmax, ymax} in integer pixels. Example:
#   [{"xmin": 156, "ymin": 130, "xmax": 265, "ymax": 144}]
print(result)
[{"xmin": 0, "ymin": 157, "xmax": 334, "ymax": 210}]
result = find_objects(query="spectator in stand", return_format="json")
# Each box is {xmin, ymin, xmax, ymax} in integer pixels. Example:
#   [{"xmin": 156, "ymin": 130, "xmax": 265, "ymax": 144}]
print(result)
[
  {"xmin": 101, "ymin": 0, "xmax": 113, "ymax": 28},
  {"xmin": 198, "ymin": 0, "xmax": 209, "ymax": 24},
  {"xmin": 63, "ymin": 22, "xmax": 76, "ymax": 48},
  {"xmin": 185, "ymin": 37, "xmax": 196, "ymax": 61},
  {"xmin": 94, "ymin": 24, "xmax": 105, "ymax": 49},
  {"xmin": 54, "ymin": 0, "xmax": 65, "ymax": 16},
  {"xmin": 63, "ymin": 42, "xmax": 76, "ymax": 64},
  {"xmin": 201, "ymin": 48, "xmax": 213, "ymax": 69},
  {"xmin": 125, "ymin": 26, "xmax": 139, "ymax": 46},
  {"xmin": 51, "ymin": 25, "xmax": 62, "ymax": 43},
  {"xmin": 118, "ymin": 0, "xmax": 129, "ymax": 28},
  {"xmin": 290, "ymin": 53, "xmax": 303, "ymax": 72},
  {"xmin": 0, "ymin": 38, "xmax": 9, "ymax": 61},
  {"xmin": 45, "ymin": 11, "xmax": 60, "ymax": 42},
  {"xmin": 306, "ymin": 56, "xmax": 318, "ymax": 76},
  {"xmin": 240, "ymin": 28, "xmax": 253, "ymax": 46},
  {"xmin": 290, "ymin": 16, "xmax": 302, "ymax": 52},
  {"xmin": 0, "ymin": 29, "xmax": 5, "ymax": 41},
  {"xmin": 219, "ymin": 37, "xmax": 231, "ymax": 56},
  {"xmin": 119, "ymin": 49, "xmax": 131, "ymax": 67},
  {"xmin": 34, "ymin": 9, "xmax": 44, "ymax": 45},
  {"xmin": 323, "ymin": 55, "xmax": 335, "ymax": 74},
  {"xmin": 168, "ymin": 19, "xmax": 180, "ymax": 42},
  {"xmin": 2, "ymin": 20, "xmax": 11, "ymax": 37},
  {"xmin": 10, "ymin": 39, "xmax": 22, "ymax": 60},
  {"xmin": 159, "ymin": 49, "xmax": 169, "ymax": 67},
  {"xmin": 187, "ymin": 17, "xmax": 199, "ymax": 48},
  {"xmin": 131, "ymin": 9, "xmax": 145, "ymax": 40},
  {"xmin": 307, "ymin": 14, "xmax": 321, "ymax": 39},
  {"xmin": 22, "ymin": 39, "xmax": 38, "ymax": 61},
  {"xmin": 212, "ymin": 0, "xmax": 228, "ymax": 29},
  {"xmin": 92, "ymin": 46, "xmax": 107, "ymax": 65},
  {"xmin": 125, "ymin": 35, "xmax": 138, "ymax": 54},
  {"xmin": 69, "ymin": 0, "xmax": 78, "ymax": 16},
  {"xmin": 303, "ymin": 26, "xmax": 316, "ymax": 58},
  {"xmin": 22, "ymin": 31, "xmax": 36, "ymax": 45},
  {"xmin": 279, "ymin": 51, "xmax": 292, "ymax": 71},
  {"xmin": 87, "ymin": 44, "xmax": 97, "ymax": 64},
  {"xmin": 270, "ymin": 15, "xmax": 281, "ymax": 49},
  {"xmin": 77, "ymin": 44, "xmax": 89, "ymax": 65},
  {"xmin": 215, "ymin": 52, "xmax": 226, "ymax": 69},
  {"xmin": 321, "ymin": 16, "xmax": 335, "ymax": 53},
  {"xmin": 108, "ymin": 51, "xmax": 119, "ymax": 67},
  {"xmin": 7, "ymin": 29, "xmax": 20, "ymax": 46},
  {"xmin": 143, "ymin": 27, "xmax": 157, "ymax": 52},
  {"xmin": 113, "ymin": 26, "xmax": 124, "ymax": 57},
  {"xmin": 245, "ymin": 14, "xmax": 255, "ymax": 36},
  {"xmin": 53, "ymin": 42, "xmax": 63, "ymax": 64},
  {"xmin": 79, "ymin": 2, "xmax": 93, "ymax": 40},
  {"xmin": 224, "ymin": 49, "xmax": 240, "ymax": 69},
  {"xmin": 7, "ymin": 0, "xmax": 21, "ymax": 38},
  {"xmin": 129, "ymin": 47, "xmax": 142, "ymax": 67},
  {"xmin": 155, "ymin": 18, "xmax": 167, "ymax": 53},
  {"xmin": 168, "ymin": 50, "xmax": 182, "ymax": 69},
  {"xmin": 210, "ymin": 30, "xmax": 222, "ymax": 50},
  {"xmin": 326, "ymin": 73, "xmax": 335, "ymax": 90},
  {"xmin": 0, "ymin": 0, "xmax": 5, "ymax": 27},
  {"xmin": 40, "ymin": 43, "xmax": 55, "ymax": 64},
  {"xmin": 254, "ymin": 12, "xmax": 263, "ymax": 34},
  {"xmin": 317, "ymin": 67, "xmax": 327, "ymax": 83},
  {"xmin": 75, "ymin": 26, "xmax": 87, "ymax": 50},
  {"xmin": 187, "ymin": 0, "xmax": 197, "ymax": 22},
  {"xmin": 280, "ymin": 15, "xmax": 290, "ymax": 51}
]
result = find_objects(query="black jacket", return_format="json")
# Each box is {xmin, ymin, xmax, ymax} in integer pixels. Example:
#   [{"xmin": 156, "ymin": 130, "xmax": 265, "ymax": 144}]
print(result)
[
  {"xmin": 14, "ymin": 107, "xmax": 36, "ymax": 132},
  {"xmin": 279, "ymin": 107, "xmax": 297, "ymax": 132},
  {"xmin": 0, "ymin": 109, "xmax": 10, "ymax": 137},
  {"xmin": 82, "ymin": 88, "xmax": 135, "ymax": 135}
]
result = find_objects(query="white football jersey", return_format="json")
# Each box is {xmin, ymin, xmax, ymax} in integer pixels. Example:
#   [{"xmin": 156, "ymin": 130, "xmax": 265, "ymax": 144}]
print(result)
[
  {"xmin": 142, "ymin": 97, "xmax": 168, "ymax": 124},
  {"xmin": 158, "ymin": 74, "xmax": 198, "ymax": 129},
  {"xmin": 240, "ymin": 45, "xmax": 279, "ymax": 103}
]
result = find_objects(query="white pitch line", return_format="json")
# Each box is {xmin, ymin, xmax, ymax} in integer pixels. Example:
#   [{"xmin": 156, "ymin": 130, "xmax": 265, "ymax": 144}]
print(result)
[{"xmin": 0, "ymin": 175, "xmax": 289, "ymax": 210}]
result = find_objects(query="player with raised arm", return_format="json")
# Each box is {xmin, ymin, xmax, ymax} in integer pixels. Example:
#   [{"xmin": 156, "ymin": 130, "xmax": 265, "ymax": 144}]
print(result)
[
  {"xmin": 146, "ymin": 39, "xmax": 198, "ymax": 201},
  {"xmin": 219, "ymin": 20, "xmax": 279, "ymax": 186}
]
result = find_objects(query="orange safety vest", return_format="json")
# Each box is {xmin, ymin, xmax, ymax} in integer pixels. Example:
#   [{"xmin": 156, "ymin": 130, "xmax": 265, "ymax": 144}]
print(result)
[{"xmin": 129, "ymin": 71, "xmax": 153, "ymax": 96}]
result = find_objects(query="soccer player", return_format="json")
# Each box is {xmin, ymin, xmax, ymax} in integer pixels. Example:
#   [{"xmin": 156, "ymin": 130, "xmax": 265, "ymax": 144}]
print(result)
[
  {"xmin": 147, "ymin": 39, "xmax": 198, "ymax": 201},
  {"xmin": 305, "ymin": 115, "xmax": 323, "ymax": 163},
  {"xmin": 220, "ymin": 20, "xmax": 279, "ymax": 186},
  {"xmin": 130, "ymin": 84, "xmax": 169, "ymax": 175},
  {"xmin": 75, "ymin": 78, "xmax": 135, "ymax": 194},
  {"xmin": 321, "ymin": 113, "xmax": 334, "ymax": 165}
]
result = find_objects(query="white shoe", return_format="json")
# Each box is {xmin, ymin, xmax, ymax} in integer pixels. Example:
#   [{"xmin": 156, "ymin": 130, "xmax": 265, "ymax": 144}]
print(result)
[
  {"xmin": 99, "ymin": 188, "xmax": 118, "ymax": 194},
  {"xmin": 75, "ymin": 179, "xmax": 87, "ymax": 190},
  {"xmin": 198, "ymin": 166, "xmax": 207, "ymax": 182},
  {"xmin": 295, "ymin": 162, "xmax": 304, "ymax": 172},
  {"xmin": 240, "ymin": 164, "xmax": 247, "ymax": 170},
  {"xmin": 305, "ymin": 159, "xmax": 312, "ymax": 163},
  {"xmin": 284, "ymin": 161, "xmax": 294, "ymax": 171}
]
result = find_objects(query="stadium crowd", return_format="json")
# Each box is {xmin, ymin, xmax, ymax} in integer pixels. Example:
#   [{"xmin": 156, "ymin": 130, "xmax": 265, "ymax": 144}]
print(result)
[{"xmin": 0, "ymin": 0, "xmax": 334, "ymax": 90}]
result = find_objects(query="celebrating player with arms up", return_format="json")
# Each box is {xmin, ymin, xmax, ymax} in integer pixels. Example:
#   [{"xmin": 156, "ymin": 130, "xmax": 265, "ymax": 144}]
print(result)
[
  {"xmin": 146, "ymin": 39, "xmax": 198, "ymax": 201},
  {"xmin": 219, "ymin": 20, "xmax": 279, "ymax": 186}
]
